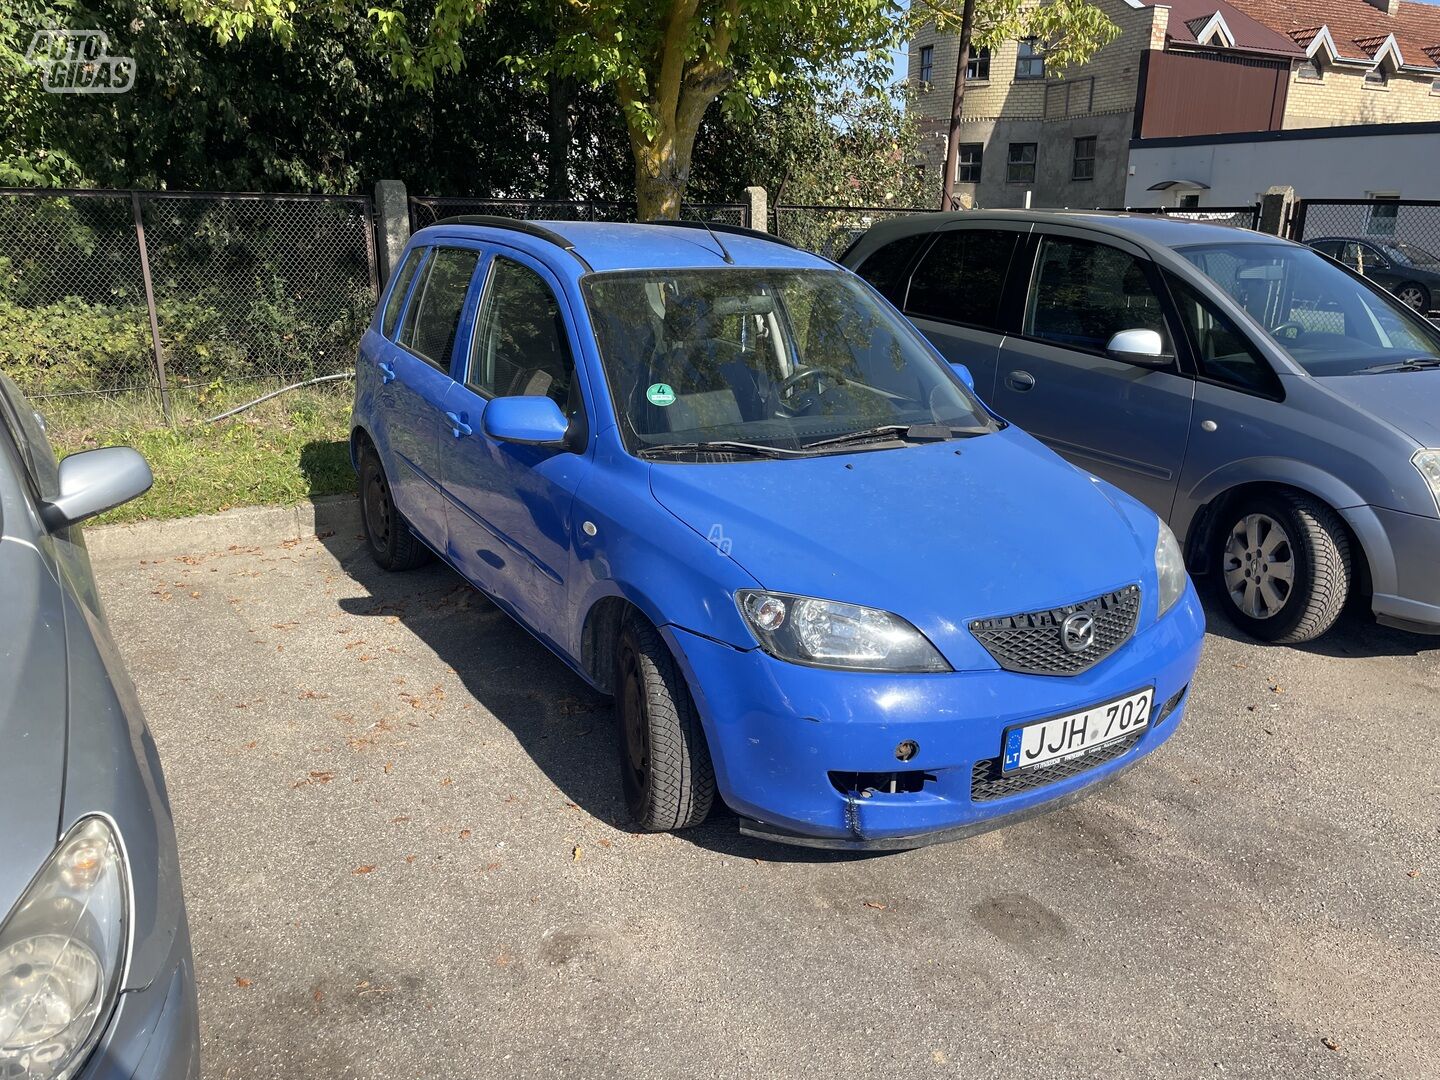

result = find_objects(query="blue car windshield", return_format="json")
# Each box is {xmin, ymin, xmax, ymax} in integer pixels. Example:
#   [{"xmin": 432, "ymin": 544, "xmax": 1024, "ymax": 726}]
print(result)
[
  {"xmin": 1178, "ymin": 242, "xmax": 1440, "ymax": 377},
  {"xmin": 583, "ymin": 268, "xmax": 995, "ymax": 454}
]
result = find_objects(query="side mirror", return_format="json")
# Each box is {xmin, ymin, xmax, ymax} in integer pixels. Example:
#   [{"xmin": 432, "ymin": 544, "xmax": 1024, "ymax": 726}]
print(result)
[
  {"xmin": 1105, "ymin": 328, "xmax": 1170, "ymax": 367},
  {"xmin": 482, "ymin": 395, "xmax": 570, "ymax": 448},
  {"xmin": 949, "ymin": 362, "xmax": 976, "ymax": 392},
  {"xmin": 40, "ymin": 446, "xmax": 153, "ymax": 530}
]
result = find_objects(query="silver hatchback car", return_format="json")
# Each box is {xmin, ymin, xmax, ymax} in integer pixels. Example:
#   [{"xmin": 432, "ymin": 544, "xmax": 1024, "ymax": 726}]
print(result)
[
  {"xmin": 844, "ymin": 211, "xmax": 1440, "ymax": 643},
  {"xmin": 0, "ymin": 373, "xmax": 199, "ymax": 1078}
]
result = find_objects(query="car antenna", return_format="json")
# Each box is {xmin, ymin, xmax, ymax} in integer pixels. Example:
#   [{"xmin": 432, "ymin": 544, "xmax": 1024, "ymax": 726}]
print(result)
[{"xmin": 696, "ymin": 216, "xmax": 735, "ymax": 265}]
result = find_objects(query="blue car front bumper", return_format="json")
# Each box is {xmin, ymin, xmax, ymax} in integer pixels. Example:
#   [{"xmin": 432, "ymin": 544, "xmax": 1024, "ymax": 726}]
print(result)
[{"xmin": 664, "ymin": 586, "xmax": 1205, "ymax": 848}]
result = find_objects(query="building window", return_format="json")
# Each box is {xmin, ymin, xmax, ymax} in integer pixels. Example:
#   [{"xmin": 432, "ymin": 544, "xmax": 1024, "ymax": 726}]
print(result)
[
  {"xmin": 1006, "ymin": 143, "xmax": 1037, "ymax": 184},
  {"xmin": 966, "ymin": 47, "xmax": 992, "ymax": 81},
  {"xmin": 1016, "ymin": 39, "xmax": 1045, "ymax": 80},
  {"xmin": 1295, "ymin": 58, "xmax": 1322, "ymax": 82},
  {"xmin": 918, "ymin": 44, "xmax": 934, "ymax": 84},
  {"xmin": 1177, "ymin": 193, "xmax": 1201, "ymax": 209},
  {"xmin": 1364, "ymin": 67, "xmax": 1388, "ymax": 88},
  {"xmin": 1432, "ymin": 77, "xmax": 1440, "ymax": 95},
  {"xmin": 1071, "ymin": 136, "xmax": 1096, "ymax": 181},
  {"xmin": 1367, "ymin": 196, "xmax": 1399, "ymax": 237},
  {"xmin": 956, "ymin": 143, "xmax": 983, "ymax": 184}
]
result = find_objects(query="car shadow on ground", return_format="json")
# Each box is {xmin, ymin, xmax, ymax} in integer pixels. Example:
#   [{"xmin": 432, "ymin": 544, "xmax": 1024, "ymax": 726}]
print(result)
[
  {"xmin": 1194, "ymin": 579, "xmax": 1439, "ymax": 659},
  {"xmin": 318, "ymin": 528, "xmax": 871, "ymax": 864}
]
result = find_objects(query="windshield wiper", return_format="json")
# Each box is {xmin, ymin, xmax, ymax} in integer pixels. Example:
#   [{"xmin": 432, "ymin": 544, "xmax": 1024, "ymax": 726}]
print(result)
[
  {"xmin": 1360, "ymin": 356, "xmax": 1440, "ymax": 374},
  {"xmin": 801, "ymin": 422, "xmax": 984, "ymax": 451},
  {"xmin": 637, "ymin": 440, "xmax": 803, "ymax": 459}
]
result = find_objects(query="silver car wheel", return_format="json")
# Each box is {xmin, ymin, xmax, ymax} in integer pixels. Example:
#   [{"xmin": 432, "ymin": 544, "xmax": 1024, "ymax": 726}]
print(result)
[
  {"xmin": 1222, "ymin": 513, "xmax": 1295, "ymax": 620},
  {"xmin": 1395, "ymin": 284, "xmax": 1427, "ymax": 311}
]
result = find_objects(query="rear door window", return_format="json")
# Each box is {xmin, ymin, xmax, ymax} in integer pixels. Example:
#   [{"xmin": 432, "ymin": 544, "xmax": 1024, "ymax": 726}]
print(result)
[
  {"xmin": 905, "ymin": 229, "xmax": 1020, "ymax": 331},
  {"xmin": 1024, "ymin": 235, "xmax": 1171, "ymax": 355},
  {"xmin": 853, "ymin": 233, "xmax": 929, "ymax": 306},
  {"xmin": 397, "ymin": 247, "xmax": 482, "ymax": 372}
]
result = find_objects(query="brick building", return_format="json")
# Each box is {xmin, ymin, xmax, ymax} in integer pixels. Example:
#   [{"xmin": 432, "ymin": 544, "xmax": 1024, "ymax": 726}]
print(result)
[{"xmin": 907, "ymin": 0, "xmax": 1440, "ymax": 209}]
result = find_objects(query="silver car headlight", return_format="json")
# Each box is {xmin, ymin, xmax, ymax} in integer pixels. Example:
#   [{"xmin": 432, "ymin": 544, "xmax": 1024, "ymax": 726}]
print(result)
[
  {"xmin": 1155, "ymin": 520, "xmax": 1188, "ymax": 617},
  {"xmin": 0, "ymin": 818, "xmax": 129, "ymax": 1080},
  {"xmin": 737, "ymin": 590, "xmax": 951, "ymax": 672},
  {"xmin": 1412, "ymin": 450, "xmax": 1440, "ymax": 515}
]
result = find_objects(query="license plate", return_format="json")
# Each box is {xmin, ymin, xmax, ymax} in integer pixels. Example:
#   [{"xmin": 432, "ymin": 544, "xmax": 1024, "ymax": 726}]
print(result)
[{"xmin": 1001, "ymin": 688, "xmax": 1153, "ymax": 774}]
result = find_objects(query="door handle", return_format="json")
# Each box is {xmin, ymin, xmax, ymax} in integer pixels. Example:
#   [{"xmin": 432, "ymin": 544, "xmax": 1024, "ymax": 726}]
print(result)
[
  {"xmin": 445, "ymin": 411, "xmax": 473, "ymax": 438},
  {"xmin": 1005, "ymin": 370, "xmax": 1036, "ymax": 393},
  {"xmin": 378, "ymin": 361, "xmax": 396, "ymax": 384}
]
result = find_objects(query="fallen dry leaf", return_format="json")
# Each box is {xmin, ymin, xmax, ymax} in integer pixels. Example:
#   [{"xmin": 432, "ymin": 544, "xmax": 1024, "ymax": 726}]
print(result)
[
  {"xmin": 572, "ymin": 846, "xmax": 583, "ymax": 862},
  {"xmin": 312, "ymin": 988, "xmax": 324, "ymax": 1003},
  {"xmin": 1408, "ymin": 869, "xmax": 1422, "ymax": 878},
  {"xmin": 459, "ymin": 829, "xmax": 472, "ymax": 840},
  {"xmin": 241, "ymin": 740, "xmax": 258, "ymax": 749},
  {"xmin": 309, "ymin": 771, "xmax": 335, "ymax": 783},
  {"xmin": 353, "ymin": 864, "xmax": 376, "ymax": 875},
  {"xmin": 1321, "ymin": 1037, "xmax": 1341, "ymax": 1052},
  {"xmin": 234, "ymin": 977, "xmax": 252, "ymax": 988},
  {"xmin": 404, "ymin": 854, "xmax": 416, "ymax": 864},
  {"xmin": 863, "ymin": 901, "xmax": 887, "ymax": 910}
]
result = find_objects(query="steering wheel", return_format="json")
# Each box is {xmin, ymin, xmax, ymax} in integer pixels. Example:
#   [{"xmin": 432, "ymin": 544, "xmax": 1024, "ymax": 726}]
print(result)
[
  {"xmin": 778, "ymin": 366, "xmax": 841, "ymax": 413},
  {"xmin": 1270, "ymin": 321, "xmax": 1306, "ymax": 341}
]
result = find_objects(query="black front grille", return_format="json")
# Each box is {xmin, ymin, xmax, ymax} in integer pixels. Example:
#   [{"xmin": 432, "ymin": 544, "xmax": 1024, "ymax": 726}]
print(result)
[
  {"xmin": 970, "ymin": 730, "xmax": 1141, "ymax": 802},
  {"xmin": 969, "ymin": 584, "xmax": 1140, "ymax": 676}
]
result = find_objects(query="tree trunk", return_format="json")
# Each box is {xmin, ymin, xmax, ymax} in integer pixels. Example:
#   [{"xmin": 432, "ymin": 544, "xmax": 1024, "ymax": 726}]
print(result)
[
  {"xmin": 544, "ymin": 73, "xmax": 573, "ymax": 201},
  {"xmin": 940, "ymin": 0, "xmax": 979, "ymax": 211},
  {"xmin": 628, "ymin": 105, "xmax": 704, "ymax": 221}
]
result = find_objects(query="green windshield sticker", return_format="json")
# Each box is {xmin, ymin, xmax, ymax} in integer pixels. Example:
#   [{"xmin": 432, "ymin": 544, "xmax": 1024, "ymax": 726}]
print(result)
[{"xmin": 646, "ymin": 383, "xmax": 676, "ymax": 407}]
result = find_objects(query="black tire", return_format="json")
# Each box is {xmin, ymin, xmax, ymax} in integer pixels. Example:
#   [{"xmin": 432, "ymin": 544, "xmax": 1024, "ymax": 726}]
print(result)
[
  {"xmin": 614, "ymin": 617, "xmax": 715, "ymax": 831},
  {"xmin": 359, "ymin": 446, "xmax": 431, "ymax": 571},
  {"xmin": 1394, "ymin": 281, "xmax": 1431, "ymax": 313},
  {"xmin": 1213, "ymin": 490, "xmax": 1351, "ymax": 644}
]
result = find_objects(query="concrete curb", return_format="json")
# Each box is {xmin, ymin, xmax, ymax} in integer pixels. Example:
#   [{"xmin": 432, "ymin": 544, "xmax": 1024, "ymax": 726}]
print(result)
[{"xmin": 86, "ymin": 495, "xmax": 361, "ymax": 562}]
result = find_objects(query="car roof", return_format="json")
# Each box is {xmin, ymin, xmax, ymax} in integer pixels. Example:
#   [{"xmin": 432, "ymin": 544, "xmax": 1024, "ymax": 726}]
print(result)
[
  {"xmin": 847, "ymin": 208, "xmax": 1288, "ymax": 261},
  {"xmin": 411, "ymin": 219, "xmax": 834, "ymax": 275}
]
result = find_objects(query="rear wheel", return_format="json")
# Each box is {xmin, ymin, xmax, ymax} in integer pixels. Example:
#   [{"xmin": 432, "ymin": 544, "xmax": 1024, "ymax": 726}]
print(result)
[
  {"xmin": 1214, "ymin": 491, "xmax": 1351, "ymax": 644},
  {"xmin": 359, "ymin": 447, "xmax": 431, "ymax": 571},
  {"xmin": 1394, "ymin": 282, "xmax": 1431, "ymax": 313},
  {"xmin": 614, "ymin": 617, "xmax": 714, "ymax": 831}
]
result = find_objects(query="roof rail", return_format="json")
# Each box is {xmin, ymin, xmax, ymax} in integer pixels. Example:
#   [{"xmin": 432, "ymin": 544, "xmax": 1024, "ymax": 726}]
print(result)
[
  {"xmin": 431, "ymin": 215, "xmax": 594, "ymax": 272},
  {"xmin": 644, "ymin": 218, "xmax": 800, "ymax": 251}
]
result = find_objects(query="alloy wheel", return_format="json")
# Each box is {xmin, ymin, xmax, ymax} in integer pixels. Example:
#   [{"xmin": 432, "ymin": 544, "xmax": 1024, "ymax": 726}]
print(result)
[
  {"xmin": 1222, "ymin": 513, "xmax": 1295, "ymax": 620},
  {"xmin": 1396, "ymin": 285, "xmax": 1427, "ymax": 312}
]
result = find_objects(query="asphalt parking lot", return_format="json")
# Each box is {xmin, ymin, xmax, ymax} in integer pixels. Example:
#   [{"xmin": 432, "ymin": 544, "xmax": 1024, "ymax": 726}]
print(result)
[{"xmin": 93, "ymin": 514, "xmax": 1438, "ymax": 1080}]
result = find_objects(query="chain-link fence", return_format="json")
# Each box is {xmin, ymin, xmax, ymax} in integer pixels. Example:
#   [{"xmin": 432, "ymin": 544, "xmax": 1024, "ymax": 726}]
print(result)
[
  {"xmin": 771, "ymin": 204, "xmax": 938, "ymax": 259},
  {"xmin": 0, "ymin": 188, "xmax": 377, "ymax": 411},
  {"xmin": 409, "ymin": 197, "xmax": 747, "ymax": 231},
  {"xmin": 1102, "ymin": 205, "xmax": 1261, "ymax": 231},
  {"xmin": 1289, "ymin": 199, "xmax": 1440, "ymax": 316}
]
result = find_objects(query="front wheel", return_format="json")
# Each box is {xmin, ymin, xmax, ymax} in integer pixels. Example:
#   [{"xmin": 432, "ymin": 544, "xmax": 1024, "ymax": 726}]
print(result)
[
  {"xmin": 1214, "ymin": 491, "xmax": 1351, "ymax": 644},
  {"xmin": 614, "ymin": 618, "xmax": 714, "ymax": 831}
]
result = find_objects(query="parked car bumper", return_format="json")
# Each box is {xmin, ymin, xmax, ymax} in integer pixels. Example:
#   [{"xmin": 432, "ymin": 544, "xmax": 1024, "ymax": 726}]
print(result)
[
  {"xmin": 80, "ymin": 918, "xmax": 200, "ymax": 1080},
  {"xmin": 663, "ymin": 584, "xmax": 1205, "ymax": 847},
  {"xmin": 1361, "ymin": 505, "xmax": 1440, "ymax": 634}
]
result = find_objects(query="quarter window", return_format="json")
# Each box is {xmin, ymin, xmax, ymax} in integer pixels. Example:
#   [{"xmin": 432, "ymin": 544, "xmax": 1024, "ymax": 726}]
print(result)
[
  {"xmin": 398, "ymin": 247, "xmax": 480, "ymax": 371},
  {"xmin": 1072, "ymin": 136, "xmax": 1097, "ymax": 182},
  {"xmin": 905, "ymin": 229, "xmax": 1021, "ymax": 332},
  {"xmin": 469, "ymin": 257, "xmax": 576, "ymax": 408},
  {"xmin": 1006, "ymin": 143, "xmax": 1037, "ymax": 185},
  {"xmin": 382, "ymin": 248, "xmax": 425, "ymax": 338},
  {"xmin": 957, "ymin": 143, "xmax": 983, "ymax": 184},
  {"xmin": 1016, "ymin": 39, "xmax": 1045, "ymax": 80},
  {"xmin": 1025, "ymin": 236, "xmax": 1171, "ymax": 355},
  {"xmin": 853, "ymin": 233, "xmax": 930, "ymax": 306},
  {"xmin": 1165, "ymin": 274, "xmax": 1280, "ymax": 396}
]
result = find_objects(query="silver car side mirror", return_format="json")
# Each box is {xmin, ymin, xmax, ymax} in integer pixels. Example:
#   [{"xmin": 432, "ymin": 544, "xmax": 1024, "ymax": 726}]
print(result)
[
  {"xmin": 1106, "ymin": 328, "xmax": 1170, "ymax": 367},
  {"xmin": 40, "ymin": 446, "xmax": 153, "ymax": 530}
]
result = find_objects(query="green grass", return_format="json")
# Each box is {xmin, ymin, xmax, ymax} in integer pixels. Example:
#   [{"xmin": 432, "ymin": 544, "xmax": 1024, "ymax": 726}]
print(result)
[{"xmin": 41, "ymin": 381, "xmax": 356, "ymax": 525}]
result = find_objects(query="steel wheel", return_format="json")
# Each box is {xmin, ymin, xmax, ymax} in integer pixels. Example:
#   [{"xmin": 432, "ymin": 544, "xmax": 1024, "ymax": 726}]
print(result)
[
  {"xmin": 363, "ymin": 465, "xmax": 393, "ymax": 554},
  {"xmin": 358, "ymin": 446, "xmax": 431, "ymax": 571},
  {"xmin": 1222, "ymin": 512, "xmax": 1295, "ymax": 620},
  {"xmin": 1395, "ymin": 283, "xmax": 1429, "ymax": 312}
]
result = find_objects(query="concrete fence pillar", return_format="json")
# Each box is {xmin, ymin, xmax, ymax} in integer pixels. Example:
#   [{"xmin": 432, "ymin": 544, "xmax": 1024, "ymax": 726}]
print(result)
[
  {"xmin": 743, "ymin": 186, "xmax": 768, "ymax": 232},
  {"xmin": 374, "ymin": 179, "xmax": 410, "ymax": 286},
  {"xmin": 1258, "ymin": 185, "xmax": 1295, "ymax": 237}
]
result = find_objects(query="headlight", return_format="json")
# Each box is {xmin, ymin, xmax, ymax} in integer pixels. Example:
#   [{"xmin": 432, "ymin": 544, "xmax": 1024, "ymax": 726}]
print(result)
[
  {"xmin": 1412, "ymin": 450, "xmax": 1440, "ymax": 515},
  {"xmin": 736, "ymin": 590, "xmax": 951, "ymax": 672},
  {"xmin": 1155, "ymin": 520, "xmax": 1188, "ymax": 617},
  {"xmin": 0, "ymin": 818, "xmax": 129, "ymax": 1080}
]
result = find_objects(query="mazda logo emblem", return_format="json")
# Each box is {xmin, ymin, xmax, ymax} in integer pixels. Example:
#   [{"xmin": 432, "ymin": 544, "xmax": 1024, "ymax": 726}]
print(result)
[{"xmin": 1060, "ymin": 612, "xmax": 1096, "ymax": 653}]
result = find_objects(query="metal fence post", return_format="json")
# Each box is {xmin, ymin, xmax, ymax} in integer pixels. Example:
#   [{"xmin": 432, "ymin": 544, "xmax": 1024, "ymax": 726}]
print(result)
[
  {"xmin": 743, "ymin": 186, "xmax": 768, "ymax": 232},
  {"xmin": 130, "ymin": 191, "xmax": 173, "ymax": 423},
  {"xmin": 373, "ymin": 179, "xmax": 410, "ymax": 287}
]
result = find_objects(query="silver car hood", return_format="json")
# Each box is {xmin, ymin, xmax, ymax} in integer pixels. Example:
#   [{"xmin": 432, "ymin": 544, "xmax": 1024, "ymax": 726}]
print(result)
[
  {"xmin": 1319, "ymin": 370, "xmax": 1440, "ymax": 448},
  {"xmin": 0, "ymin": 532, "xmax": 68, "ymax": 919}
]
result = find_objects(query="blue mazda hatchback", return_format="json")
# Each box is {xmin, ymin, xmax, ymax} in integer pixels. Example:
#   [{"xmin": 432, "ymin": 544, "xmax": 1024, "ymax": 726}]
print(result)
[{"xmin": 350, "ymin": 217, "xmax": 1205, "ymax": 848}]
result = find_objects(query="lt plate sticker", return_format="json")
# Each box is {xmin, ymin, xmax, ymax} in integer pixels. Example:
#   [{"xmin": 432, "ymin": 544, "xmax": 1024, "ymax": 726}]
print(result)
[{"xmin": 646, "ymin": 383, "xmax": 676, "ymax": 407}]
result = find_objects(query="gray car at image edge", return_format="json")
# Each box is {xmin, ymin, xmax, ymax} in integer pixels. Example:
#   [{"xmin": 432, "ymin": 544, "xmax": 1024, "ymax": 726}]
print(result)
[
  {"xmin": 843, "ymin": 210, "xmax": 1440, "ymax": 643},
  {"xmin": 0, "ymin": 372, "xmax": 199, "ymax": 1079}
]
